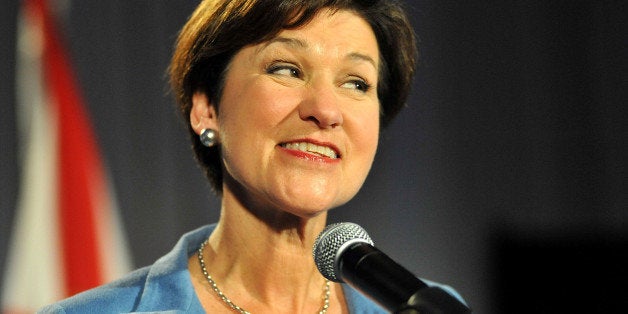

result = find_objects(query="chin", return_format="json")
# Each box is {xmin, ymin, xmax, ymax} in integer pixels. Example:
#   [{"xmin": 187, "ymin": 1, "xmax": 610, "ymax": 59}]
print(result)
[
  {"xmin": 272, "ymin": 197, "xmax": 334, "ymax": 220},
  {"xmin": 285, "ymin": 195, "xmax": 355, "ymax": 219},
  {"xmin": 280, "ymin": 201, "xmax": 331, "ymax": 218}
]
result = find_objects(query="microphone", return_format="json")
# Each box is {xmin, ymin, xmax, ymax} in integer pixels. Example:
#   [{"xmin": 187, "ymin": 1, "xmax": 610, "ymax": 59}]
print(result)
[{"xmin": 312, "ymin": 222, "xmax": 471, "ymax": 313}]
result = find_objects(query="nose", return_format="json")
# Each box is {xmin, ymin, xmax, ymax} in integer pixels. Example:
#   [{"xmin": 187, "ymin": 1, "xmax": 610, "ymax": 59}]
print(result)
[{"xmin": 298, "ymin": 82, "xmax": 343, "ymax": 129}]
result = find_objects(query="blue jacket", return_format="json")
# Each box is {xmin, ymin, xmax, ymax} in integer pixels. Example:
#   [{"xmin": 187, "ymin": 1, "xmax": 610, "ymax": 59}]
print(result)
[{"xmin": 39, "ymin": 224, "xmax": 464, "ymax": 313}]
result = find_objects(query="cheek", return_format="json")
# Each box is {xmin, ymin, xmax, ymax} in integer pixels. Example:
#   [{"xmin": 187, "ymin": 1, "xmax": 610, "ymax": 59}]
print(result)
[
  {"xmin": 357, "ymin": 132, "xmax": 379, "ymax": 177},
  {"xmin": 227, "ymin": 83, "xmax": 296, "ymax": 130},
  {"xmin": 353, "ymin": 107, "xmax": 380, "ymax": 157},
  {"xmin": 344, "ymin": 106, "xmax": 380, "ymax": 187},
  {"xmin": 218, "ymin": 81, "xmax": 298, "ymax": 170},
  {"xmin": 336, "ymin": 114, "xmax": 379, "ymax": 204}
]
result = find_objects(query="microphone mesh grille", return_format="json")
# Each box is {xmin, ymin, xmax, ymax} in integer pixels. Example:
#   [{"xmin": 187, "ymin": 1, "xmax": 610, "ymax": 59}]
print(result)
[{"xmin": 312, "ymin": 222, "xmax": 373, "ymax": 282}]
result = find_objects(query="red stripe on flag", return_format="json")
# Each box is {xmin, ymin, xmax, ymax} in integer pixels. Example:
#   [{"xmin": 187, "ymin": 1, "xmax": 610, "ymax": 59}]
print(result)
[{"xmin": 30, "ymin": 0, "xmax": 104, "ymax": 295}]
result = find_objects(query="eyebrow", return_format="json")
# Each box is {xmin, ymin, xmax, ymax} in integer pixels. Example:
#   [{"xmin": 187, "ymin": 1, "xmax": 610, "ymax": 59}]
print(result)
[
  {"xmin": 264, "ymin": 36, "xmax": 309, "ymax": 48},
  {"xmin": 346, "ymin": 52, "xmax": 377, "ymax": 70},
  {"xmin": 258, "ymin": 36, "xmax": 308, "ymax": 52},
  {"xmin": 259, "ymin": 36, "xmax": 378, "ymax": 69}
]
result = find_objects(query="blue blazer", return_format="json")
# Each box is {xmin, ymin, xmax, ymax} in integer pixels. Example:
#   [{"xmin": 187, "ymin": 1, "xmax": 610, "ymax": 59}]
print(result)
[{"xmin": 38, "ymin": 224, "xmax": 464, "ymax": 313}]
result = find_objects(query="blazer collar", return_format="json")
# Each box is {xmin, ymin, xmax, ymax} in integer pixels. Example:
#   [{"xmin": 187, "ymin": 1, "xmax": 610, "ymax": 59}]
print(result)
[{"xmin": 129, "ymin": 225, "xmax": 214, "ymax": 313}]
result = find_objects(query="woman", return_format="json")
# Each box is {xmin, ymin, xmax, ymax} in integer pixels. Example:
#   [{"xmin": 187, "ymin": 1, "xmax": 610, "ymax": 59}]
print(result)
[{"xmin": 40, "ymin": 0, "xmax": 464, "ymax": 313}]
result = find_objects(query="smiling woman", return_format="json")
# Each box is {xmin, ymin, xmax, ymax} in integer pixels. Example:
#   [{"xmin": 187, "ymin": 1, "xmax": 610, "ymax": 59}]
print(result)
[
  {"xmin": 193, "ymin": 10, "xmax": 382, "ymax": 219},
  {"xmin": 38, "ymin": 1, "xmax": 466, "ymax": 313}
]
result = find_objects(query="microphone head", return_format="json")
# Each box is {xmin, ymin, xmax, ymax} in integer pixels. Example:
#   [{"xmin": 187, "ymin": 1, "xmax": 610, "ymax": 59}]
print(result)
[{"xmin": 313, "ymin": 222, "xmax": 374, "ymax": 282}]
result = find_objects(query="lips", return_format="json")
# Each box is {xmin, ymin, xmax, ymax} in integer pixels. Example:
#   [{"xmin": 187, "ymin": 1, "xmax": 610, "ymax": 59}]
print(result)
[{"xmin": 280, "ymin": 141, "xmax": 339, "ymax": 159}]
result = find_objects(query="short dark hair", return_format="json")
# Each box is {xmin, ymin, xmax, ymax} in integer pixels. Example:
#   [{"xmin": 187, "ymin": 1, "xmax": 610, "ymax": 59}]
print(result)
[{"xmin": 169, "ymin": 0, "xmax": 418, "ymax": 193}]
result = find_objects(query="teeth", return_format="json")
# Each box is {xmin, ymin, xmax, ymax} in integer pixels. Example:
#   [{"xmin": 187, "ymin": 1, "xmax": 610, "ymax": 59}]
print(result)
[{"xmin": 282, "ymin": 142, "xmax": 338, "ymax": 159}]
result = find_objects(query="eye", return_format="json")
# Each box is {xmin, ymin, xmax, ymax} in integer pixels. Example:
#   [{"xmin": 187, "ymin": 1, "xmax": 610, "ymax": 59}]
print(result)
[
  {"xmin": 266, "ymin": 62, "xmax": 301, "ymax": 78},
  {"xmin": 342, "ymin": 79, "xmax": 372, "ymax": 93}
]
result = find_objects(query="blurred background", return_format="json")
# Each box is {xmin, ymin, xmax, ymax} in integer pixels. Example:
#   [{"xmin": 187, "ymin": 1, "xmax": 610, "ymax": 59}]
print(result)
[{"xmin": 1, "ymin": 1, "xmax": 627, "ymax": 313}]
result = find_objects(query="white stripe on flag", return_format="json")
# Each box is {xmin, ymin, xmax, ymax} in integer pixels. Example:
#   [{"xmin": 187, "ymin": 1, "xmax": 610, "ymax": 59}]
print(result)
[{"xmin": 2, "ymin": 5, "xmax": 64, "ymax": 310}]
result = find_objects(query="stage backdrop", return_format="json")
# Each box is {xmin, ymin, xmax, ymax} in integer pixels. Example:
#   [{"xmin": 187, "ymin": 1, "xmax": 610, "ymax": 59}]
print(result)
[{"xmin": 1, "ymin": 1, "xmax": 626, "ymax": 313}]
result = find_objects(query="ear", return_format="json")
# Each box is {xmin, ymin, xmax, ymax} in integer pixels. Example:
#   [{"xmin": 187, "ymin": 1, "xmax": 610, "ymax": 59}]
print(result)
[{"xmin": 190, "ymin": 91, "xmax": 219, "ymax": 135}]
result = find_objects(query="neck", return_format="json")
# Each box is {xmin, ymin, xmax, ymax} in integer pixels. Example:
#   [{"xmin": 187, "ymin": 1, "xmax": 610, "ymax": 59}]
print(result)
[{"xmin": 196, "ymin": 187, "xmax": 334, "ymax": 312}]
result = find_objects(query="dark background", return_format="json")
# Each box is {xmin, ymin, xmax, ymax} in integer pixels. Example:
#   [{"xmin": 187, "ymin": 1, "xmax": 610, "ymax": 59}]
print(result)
[{"xmin": 1, "ymin": 1, "xmax": 627, "ymax": 313}]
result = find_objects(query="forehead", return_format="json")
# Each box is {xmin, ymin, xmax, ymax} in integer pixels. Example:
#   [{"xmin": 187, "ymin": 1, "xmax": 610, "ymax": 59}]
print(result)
[{"xmin": 258, "ymin": 9, "xmax": 380, "ymax": 65}]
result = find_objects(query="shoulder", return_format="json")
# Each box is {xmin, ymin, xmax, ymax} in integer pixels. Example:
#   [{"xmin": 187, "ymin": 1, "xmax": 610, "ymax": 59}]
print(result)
[
  {"xmin": 37, "ymin": 225, "xmax": 216, "ymax": 314},
  {"xmin": 37, "ymin": 267, "xmax": 150, "ymax": 314},
  {"xmin": 342, "ymin": 283, "xmax": 387, "ymax": 313},
  {"xmin": 422, "ymin": 278, "xmax": 467, "ymax": 305},
  {"xmin": 342, "ymin": 279, "xmax": 467, "ymax": 313}
]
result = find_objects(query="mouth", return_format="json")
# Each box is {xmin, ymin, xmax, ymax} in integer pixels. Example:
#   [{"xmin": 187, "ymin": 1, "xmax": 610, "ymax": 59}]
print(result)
[{"xmin": 280, "ymin": 141, "xmax": 340, "ymax": 159}]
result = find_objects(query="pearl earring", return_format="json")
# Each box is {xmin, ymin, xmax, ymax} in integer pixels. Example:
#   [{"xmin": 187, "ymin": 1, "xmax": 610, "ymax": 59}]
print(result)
[{"xmin": 199, "ymin": 129, "xmax": 218, "ymax": 147}]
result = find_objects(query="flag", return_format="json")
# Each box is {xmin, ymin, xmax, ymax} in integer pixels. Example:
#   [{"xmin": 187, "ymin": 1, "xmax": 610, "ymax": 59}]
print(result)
[{"xmin": 2, "ymin": 0, "xmax": 132, "ymax": 312}]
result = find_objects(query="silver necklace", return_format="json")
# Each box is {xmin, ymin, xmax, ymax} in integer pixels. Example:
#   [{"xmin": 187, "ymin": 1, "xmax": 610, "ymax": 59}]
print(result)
[{"xmin": 197, "ymin": 240, "xmax": 331, "ymax": 314}]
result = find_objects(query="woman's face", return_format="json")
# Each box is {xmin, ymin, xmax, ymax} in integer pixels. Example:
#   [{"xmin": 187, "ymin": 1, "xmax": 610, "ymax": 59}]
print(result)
[{"xmin": 202, "ymin": 9, "xmax": 381, "ymax": 217}]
